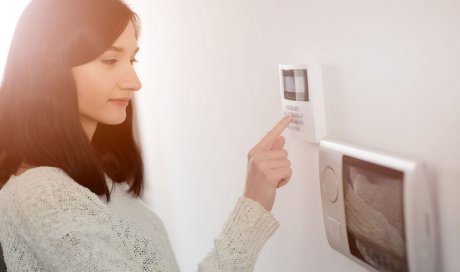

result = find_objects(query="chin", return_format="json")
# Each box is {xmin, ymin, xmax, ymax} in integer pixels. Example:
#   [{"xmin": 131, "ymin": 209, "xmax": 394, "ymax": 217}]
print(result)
[
  {"xmin": 101, "ymin": 114, "xmax": 127, "ymax": 125},
  {"xmin": 108, "ymin": 118, "xmax": 127, "ymax": 125}
]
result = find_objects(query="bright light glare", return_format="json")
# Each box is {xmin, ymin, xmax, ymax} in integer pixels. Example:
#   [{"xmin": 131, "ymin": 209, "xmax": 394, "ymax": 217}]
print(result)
[{"xmin": 0, "ymin": 1, "xmax": 31, "ymax": 79}]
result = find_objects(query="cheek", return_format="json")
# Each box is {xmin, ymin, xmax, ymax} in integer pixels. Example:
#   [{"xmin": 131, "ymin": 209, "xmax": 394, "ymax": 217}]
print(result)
[
  {"xmin": 75, "ymin": 70, "xmax": 114, "ymax": 106},
  {"xmin": 72, "ymin": 65, "xmax": 126, "ymax": 125}
]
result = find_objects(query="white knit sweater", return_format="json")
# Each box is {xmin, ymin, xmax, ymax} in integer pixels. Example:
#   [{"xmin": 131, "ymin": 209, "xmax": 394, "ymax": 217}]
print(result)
[{"xmin": 0, "ymin": 167, "xmax": 279, "ymax": 271}]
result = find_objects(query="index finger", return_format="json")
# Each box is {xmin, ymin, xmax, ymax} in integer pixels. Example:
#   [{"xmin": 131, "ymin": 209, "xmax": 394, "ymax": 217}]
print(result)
[{"xmin": 253, "ymin": 113, "xmax": 293, "ymax": 151}]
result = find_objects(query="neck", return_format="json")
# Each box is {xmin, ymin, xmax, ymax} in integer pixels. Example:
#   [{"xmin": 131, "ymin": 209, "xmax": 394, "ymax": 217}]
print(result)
[{"xmin": 15, "ymin": 162, "xmax": 34, "ymax": 176}]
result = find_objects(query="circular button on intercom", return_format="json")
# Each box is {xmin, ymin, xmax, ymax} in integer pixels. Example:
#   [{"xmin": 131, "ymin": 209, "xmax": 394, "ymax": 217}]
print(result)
[{"xmin": 323, "ymin": 166, "xmax": 338, "ymax": 203}]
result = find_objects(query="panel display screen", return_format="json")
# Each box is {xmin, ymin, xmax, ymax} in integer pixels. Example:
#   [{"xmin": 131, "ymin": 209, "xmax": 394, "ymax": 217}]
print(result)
[
  {"xmin": 342, "ymin": 155, "xmax": 408, "ymax": 272},
  {"xmin": 282, "ymin": 69, "xmax": 309, "ymax": 101}
]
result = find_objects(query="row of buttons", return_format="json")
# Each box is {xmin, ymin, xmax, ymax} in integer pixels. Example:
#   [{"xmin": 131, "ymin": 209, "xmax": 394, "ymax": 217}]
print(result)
[
  {"xmin": 288, "ymin": 124, "xmax": 301, "ymax": 132},
  {"xmin": 284, "ymin": 110, "xmax": 303, "ymax": 119},
  {"xmin": 285, "ymin": 104, "xmax": 299, "ymax": 111},
  {"xmin": 284, "ymin": 108, "xmax": 304, "ymax": 134}
]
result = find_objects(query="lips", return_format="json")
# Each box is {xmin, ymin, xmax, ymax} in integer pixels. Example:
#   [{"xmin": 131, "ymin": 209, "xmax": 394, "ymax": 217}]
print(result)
[{"xmin": 109, "ymin": 97, "xmax": 131, "ymax": 107}]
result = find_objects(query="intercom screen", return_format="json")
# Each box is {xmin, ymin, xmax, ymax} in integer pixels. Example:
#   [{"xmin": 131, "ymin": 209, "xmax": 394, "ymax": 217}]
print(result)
[
  {"xmin": 282, "ymin": 69, "xmax": 309, "ymax": 101},
  {"xmin": 343, "ymin": 155, "xmax": 408, "ymax": 272}
]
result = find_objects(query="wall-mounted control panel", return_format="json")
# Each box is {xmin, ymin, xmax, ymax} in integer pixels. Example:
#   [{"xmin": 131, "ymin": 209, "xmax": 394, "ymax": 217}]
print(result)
[
  {"xmin": 279, "ymin": 64, "xmax": 326, "ymax": 143},
  {"xmin": 319, "ymin": 139, "xmax": 439, "ymax": 272}
]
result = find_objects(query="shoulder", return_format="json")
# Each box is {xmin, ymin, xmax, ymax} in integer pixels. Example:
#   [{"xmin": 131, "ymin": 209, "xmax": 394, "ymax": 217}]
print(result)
[
  {"xmin": 3, "ymin": 166, "xmax": 74, "ymax": 187},
  {"xmin": 2, "ymin": 166, "xmax": 90, "ymax": 197},
  {"xmin": 0, "ymin": 166, "xmax": 105, "ymax": 215}
]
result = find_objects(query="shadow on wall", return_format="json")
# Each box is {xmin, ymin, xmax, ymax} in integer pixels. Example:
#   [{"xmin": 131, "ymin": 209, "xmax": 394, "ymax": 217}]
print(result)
[{"xmin": 0, "ymin": 243, "xmax": 6, "ymax": 272}]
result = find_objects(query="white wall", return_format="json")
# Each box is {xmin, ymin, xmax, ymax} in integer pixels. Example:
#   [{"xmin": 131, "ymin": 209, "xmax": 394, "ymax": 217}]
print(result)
[
  {"xmin": 0, "ymin": 1, "xmax": 31, "ymax": 77},
  {"xmin": 128, "ymin": 0, "xmax": 460, "ymax": 271}
]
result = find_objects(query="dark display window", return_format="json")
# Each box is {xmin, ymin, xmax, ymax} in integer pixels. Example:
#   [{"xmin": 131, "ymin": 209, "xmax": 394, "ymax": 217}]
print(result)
[
  {"xmin": 343, "ymin": 155, "xmax": 408, "ymax": 272},
  {"xmin": 282, "ymin": 69, "xmax": 309, "ymax": 101}
]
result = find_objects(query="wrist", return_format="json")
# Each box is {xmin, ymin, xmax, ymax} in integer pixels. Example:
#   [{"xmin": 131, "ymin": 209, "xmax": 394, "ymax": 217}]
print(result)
[{"xmin": 243, "ymin": 192, "xmax": 274, "ymax": 212}]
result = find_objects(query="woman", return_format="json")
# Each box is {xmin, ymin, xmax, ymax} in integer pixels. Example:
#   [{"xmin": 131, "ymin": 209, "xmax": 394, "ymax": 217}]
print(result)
[{"xmin": 0, "ymin": 0, "xmax": 293, "ymax": 271}]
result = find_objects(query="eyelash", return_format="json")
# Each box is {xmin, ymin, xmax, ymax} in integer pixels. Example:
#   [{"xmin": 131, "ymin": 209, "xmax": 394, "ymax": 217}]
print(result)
[{"xmin": 102, "ymin": 59, "xmax": 139, "ymax": 65}]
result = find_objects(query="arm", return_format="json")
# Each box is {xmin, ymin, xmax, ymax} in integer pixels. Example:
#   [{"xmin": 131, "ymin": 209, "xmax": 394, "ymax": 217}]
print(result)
[
  {"xmin": 198, "ymin": 196, "xmax": 279, "ymax": 272},
  {"xmin": 2, "ymin": 168, "xmax": 142, "ymax": 272},
  {"xmin": 197, "ymin": 115, "xmax": 293, "ymax": 271}
]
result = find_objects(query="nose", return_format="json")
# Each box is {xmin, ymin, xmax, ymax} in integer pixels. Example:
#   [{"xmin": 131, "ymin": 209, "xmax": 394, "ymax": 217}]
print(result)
[{"xmin": 120, "ymin": 66, "xmax": 142, "ymax": 92}]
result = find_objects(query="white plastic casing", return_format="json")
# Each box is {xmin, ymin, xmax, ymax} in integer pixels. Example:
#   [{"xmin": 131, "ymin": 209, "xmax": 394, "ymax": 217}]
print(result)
[
  {"xmin": 279, "ymin": 64, "xmax": 326, "ymax": 143},
  {"xmin": 319, "ymin": 139, "xmax": 439, "ymax": 272}
]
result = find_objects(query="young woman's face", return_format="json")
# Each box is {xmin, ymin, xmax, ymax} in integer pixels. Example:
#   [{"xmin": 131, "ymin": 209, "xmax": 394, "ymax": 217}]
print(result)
[{"xmin": 72, "ymin": 22, "xmax": 141, "ymax": 130}]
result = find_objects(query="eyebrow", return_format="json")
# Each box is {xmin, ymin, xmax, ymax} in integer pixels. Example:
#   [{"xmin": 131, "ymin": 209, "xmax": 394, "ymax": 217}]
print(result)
[{"xmin": 107, "ymin": 46, "xmax": 140, "ymax": 54}]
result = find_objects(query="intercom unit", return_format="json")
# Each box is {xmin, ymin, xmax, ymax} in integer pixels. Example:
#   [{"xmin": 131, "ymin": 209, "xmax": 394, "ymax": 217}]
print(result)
[
  {"xmin": 319, "ymin": 139, "xmax": 438, "ymax": 272},
  {"xmin": 279, "ymin": 64, "xmax": 326, "ymax": 143}
]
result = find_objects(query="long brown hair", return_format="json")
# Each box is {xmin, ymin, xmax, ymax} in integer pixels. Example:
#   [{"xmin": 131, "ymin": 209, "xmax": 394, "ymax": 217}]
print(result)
[{"xmin": 0, "ymin": 0, "xmax": 144, "ymax": 201}]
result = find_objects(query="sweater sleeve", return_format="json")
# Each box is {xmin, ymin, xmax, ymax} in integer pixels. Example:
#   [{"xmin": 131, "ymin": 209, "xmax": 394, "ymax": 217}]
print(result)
[
  {"xmin": 0, "ymin": 168, "xmax": 142, "ymax": 272},
  {"xmin": 197, "ymin": 196, "xmax": 280, "ymax": 272}
]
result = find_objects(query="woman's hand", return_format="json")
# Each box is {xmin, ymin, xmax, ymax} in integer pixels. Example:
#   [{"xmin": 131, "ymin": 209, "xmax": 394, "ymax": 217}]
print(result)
[{"xmin": 243, "ymin": 114, "xmax": 293, "ymax": 211}]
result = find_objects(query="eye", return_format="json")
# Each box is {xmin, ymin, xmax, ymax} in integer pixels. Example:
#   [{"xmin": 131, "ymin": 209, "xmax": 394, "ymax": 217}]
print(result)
[
  {"xmin": 102, "ymin": 59, "xmax": 118, "ymax": 65},
  {"xmin": 131, "ymin": 58, "xmax": 139, "ymax": 65}
]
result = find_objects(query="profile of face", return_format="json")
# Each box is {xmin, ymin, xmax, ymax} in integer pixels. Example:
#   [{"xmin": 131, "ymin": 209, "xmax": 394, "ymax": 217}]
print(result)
[{"xmin": 72, "ymin": 22, "xmax": 142, "ymax": 133}]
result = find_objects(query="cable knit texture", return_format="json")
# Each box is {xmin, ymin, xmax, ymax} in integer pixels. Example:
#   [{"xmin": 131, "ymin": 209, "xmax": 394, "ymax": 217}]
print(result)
[{"xmin": 0, "ymin": 167, "xmax": 279, "ymax": 271}]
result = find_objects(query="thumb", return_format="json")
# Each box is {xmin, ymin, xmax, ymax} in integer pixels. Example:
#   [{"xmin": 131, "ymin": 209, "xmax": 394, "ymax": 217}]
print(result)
[{"xmin": 270, "ymin": 136, "xmax": 285, "ymax": 150}]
